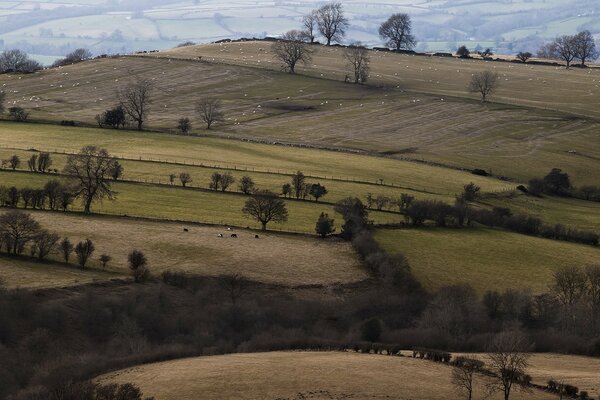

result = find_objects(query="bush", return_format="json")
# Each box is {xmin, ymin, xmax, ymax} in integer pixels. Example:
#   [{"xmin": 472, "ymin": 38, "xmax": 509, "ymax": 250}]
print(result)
[
  {"xmin": 471, "ymin": 168, "xmax": 488, "ymax": 176},
  {"xmin": 8, "ymin": 107, "xmax": 29, "ymax": 122}
]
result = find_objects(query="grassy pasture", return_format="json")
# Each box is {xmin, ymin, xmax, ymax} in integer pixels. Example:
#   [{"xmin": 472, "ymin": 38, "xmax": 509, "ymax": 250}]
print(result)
[
  {"xmin": 166, "ymin": 41, "xmax": 600, "ymax": 117},
  {"xmin": 0, "ymin": 256, "xmax": 121, "ymax": 289},
  {"xmin": 457, "ymin": 353, "xmax": 600, "ymax": 397},
  {"xmin": 1, "ymin": 210, "xmax": 365, "ymax": 287},
  {"xmin": 375, "ymin": 227, "xmax": 600, "ymax": 294},
  {"xmin": 0, "ymin": 122, "xmax": 514, "ymax": 195},
  {"xmin": 97, "ymin": 351, "xmax": 554, "ymax": 400},
  {"xmin": 0, "ymin": 171, "xmax": 405, "ymax": 232},
  {"xmin": 2, "ymin": 52, "xmax": 600, "ymax": 185}
]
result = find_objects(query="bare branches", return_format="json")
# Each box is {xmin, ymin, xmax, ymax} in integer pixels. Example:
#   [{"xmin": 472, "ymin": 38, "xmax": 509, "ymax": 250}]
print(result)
[
  {"xmin": 379, "ymin": 13, "xmax": 416, "ymax": 51},
  {"xmin": 272, "ymin": 30, "xmax": 314, "ymax": 74},
  {"xmin": 118, "ymin": 77, "xmax": 153, "ymax": 130},
  {"xmin": 468, "ymin": 70, "xmax": 499, "ymax": 102},
  {"xmin": 63, "ymin": 146, "xmax": 119, "ymax": 213},
  {"xmin": 196, "ymin": 98, "xmax": 224, "ymax": 129},
  {"xmin": 343, "ymin": 42, "xmax": 370, "ymax": 84},
  {"xmin": 316, "ymin": 2, "xmax": 348, "ymax": 46},
  {"xmin": 486, "ymin": 331, "xmax": 532, "ymax": 400}
]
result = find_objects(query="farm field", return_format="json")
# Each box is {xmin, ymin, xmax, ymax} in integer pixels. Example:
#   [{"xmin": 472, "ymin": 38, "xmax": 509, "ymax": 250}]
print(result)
[
  {"xmin": 457, "ymin": 353, "xmax": 600, "ymax": 397},
  {"xmin": 0, "ymin": 121, "xmax": 514, "ymax": 195},
  {"xmin": 2, "ymin": 51, "xmax": 600, "ymax": 185},
  {"xmin": 97, "ymin": 351, "xmax": 555, "ymax": 400},
  {"xmin": 1, "ymin": 210, "xmax": 365, "ymax": 287},
  {"xmin": 0, "ymin": 256, "xmax": 121, "ymax": 288},
  {"xmin": 374, "ymin": 227, "xmax": 600, "ymax": 294},
  {"xmin": 0, "ymin": 170, "xmax": 405, "ymax": 233}
]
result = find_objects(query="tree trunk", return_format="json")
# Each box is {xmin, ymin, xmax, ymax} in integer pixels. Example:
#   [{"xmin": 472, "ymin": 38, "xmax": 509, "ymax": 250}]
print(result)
[
  {"xmin": 137, "ymin": 120, "xmax": 143, "ymax": 130},
  {"xmin": 261, "ymin": 222, "xmax": 267, "ymax": 231},
  {"xmin": 84, "ymin": 197, "xmax": 93, "ymax": 214}
]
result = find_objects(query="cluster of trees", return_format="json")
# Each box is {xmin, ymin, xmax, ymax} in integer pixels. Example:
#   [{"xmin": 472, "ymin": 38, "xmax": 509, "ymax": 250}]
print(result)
[
  {"xmin": 51, "ymin": 48, "xmax": 92, "ymax": 68},
  {"xmin": 0, "ymin": 49, "xmax": 42, "ymax": 73},
  {"xmin": 0, "ymin": 92, "xmax": 31, "ymax": 122},
  {"xmin": 0, "ymin": 180, "xmax": 74, "ymax": 211},
  {"xmin": 538, "ymin": 30, "xmax": 598, "ymax": 68},
  {"xmin": 528, "ymin": 168, "xmax": 600, "ymax": 203},
  {"xmin": 283, "ymin": 171, "xmax": 328, "ymax": 202}
]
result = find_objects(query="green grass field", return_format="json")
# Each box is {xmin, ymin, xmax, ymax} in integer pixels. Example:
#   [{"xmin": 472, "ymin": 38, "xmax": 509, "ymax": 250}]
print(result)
[
  {"xmin": 0, "ymin": 210, "xmax": 365, "ymax": 288},
  {"xmin": 375, "ymin": 227, "xmax": 600, "ymax": 294}
]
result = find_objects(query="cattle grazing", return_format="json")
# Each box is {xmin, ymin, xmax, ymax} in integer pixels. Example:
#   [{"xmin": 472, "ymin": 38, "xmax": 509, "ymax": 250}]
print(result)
[
  {"xmin": 183, "ymin": 228, "xmax": 189, "ymax": 232},
  {"xmin": 255, "ymin": 235, "xmax": 260, "ymax": 239}
]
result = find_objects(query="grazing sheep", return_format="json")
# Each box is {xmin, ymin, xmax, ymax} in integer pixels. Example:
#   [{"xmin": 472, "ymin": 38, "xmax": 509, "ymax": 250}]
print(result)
[
  {"xmin": 231, "ymin": 234, "xmax": 238, "ymax": 238},
  {"xmin": 217, "ymin": 234, "xmax": 223, "ymax": 238}
]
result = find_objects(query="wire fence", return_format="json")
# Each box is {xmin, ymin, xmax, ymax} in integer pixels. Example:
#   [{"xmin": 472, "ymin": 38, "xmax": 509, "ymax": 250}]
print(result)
[{"xmin": 0, "ymin": 145, "xmax": 517, "ymax": 197}]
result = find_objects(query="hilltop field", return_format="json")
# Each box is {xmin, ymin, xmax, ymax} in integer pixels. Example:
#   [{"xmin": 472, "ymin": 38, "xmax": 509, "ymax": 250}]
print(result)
[{"xmin": 99, "ymin": 351, "xmax": 600, "ymax": 400}]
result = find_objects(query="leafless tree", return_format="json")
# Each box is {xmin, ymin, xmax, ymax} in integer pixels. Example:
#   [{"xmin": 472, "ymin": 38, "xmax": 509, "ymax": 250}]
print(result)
[
  {"xmin": 118, "ymin": 77, "xmax": 153, "ymax": 130},
  {"xmin": 128, "ymin": 249, "xmax": 150, "ymax": 283},
  {"xmin": 220, "ymin": 172, "xmax": 235, "ymax": 192},
  {"xmin": 220, "ymin": 272, "xmax": 247, "ymax": 304},
  {"xmin": 179, "ymin": 172, "xmax": 192, "ymax": 187},
  {"xmin": 552, "ymin": 265, "xmax": 587, "ymax": 307},
  {"xmin": 343, "ymin": 42, "xmax": 370, "ymax": 84},
  {"xmin": 302, "ymin": 11, "xmax": 318, "ymax": 43},
  {"xmin": 7, "ymin": 155, "xmax": 20, "ymax": 171},
  {"xmin": 99, "ymin": 254, "xmax": 112, "ymax": 269},
  {"xmin": 316, "ymin": 2, "xmax": 348, "ymax": 46},
  {"xmin": 486, "ymin": 331, "xmax": 532, "ymax": 400},
  {"xmin": 242, "ymin": 190, "xmax": 288, "ymax": 230},
  {"xmin": 291, "ymin": 171, "xmax": 306, "ymax": 199},
  {"xmin": 272, "ymin": 30, "xmax": 314, "ymax": 74},
  {"xmin": 239, "ymin": 176, "xmax": 255, "ymax": 195},
  {"xmin": 516, "ymin": 52, "xmax": 532, "ymax": 63},
  {"xmin": 552, "ymin": 35, "xmax": 578, "ymax": 68},
  {"xmin": 63, "ymin": 146, "xmax": 119, "ymax": 213},
  {"xmin": 0, "ymin": 211, "xmax": 40, "ymax": 254},
  {"xmin": 452, "ymin": 358, "xmax": 484, "ymax": 400},
  {"xmin": 379, "ymin": 13, "xmax": 416, "ymax": 51},
  {"xmin": 0, "ymin": 49, "xmax": 41, "ymax": 73},
  {"xmin": 60, "ymin": 237, "xmax": 74, "ymax": 263},
  {"xmin": 33, "ymin": 230, "xmax": 60, "ymax": 260},
  {"xmin": 574, "ymin": 30, "xmax": 598, "ymax": 67},
  {"xmin": 75, "ymin": 239, "xmax": 95, "ymax": 269},
  {"xmin": 468, "ymin": 70, "xmax": 499, "ymax": 102},
  {"xmin": 196, "ymin": 98, "xmax": 224, "ymax": 129}
]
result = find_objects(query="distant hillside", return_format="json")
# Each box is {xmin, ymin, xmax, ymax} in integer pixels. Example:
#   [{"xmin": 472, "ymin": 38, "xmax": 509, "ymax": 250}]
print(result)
[{"xmin": 0, "ymin": 0, "xmax": 598, "ymax": 61}]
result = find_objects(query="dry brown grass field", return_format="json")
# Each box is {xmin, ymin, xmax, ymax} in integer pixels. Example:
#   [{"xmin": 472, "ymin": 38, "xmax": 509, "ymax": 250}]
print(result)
[
  {"xmin": 98, "ymin": 351, "xmax": 555, "ymax": 400},
  {"xmin": 457, "ymin": 353, "xmax": 600, "ymax": 397},
  {"xmin": 1, "ymin": 47, "xmax": 600, "ymax": 185},
  {"xmin": 1, "ymin": 210, "xmax": 365, "ymax": 288}
]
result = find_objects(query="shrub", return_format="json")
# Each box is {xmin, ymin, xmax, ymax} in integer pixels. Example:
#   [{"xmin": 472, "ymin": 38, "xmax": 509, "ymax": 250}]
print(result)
[
  {"xmin": 128, "ymin": 250, "xmax": 150, "ymax": 283},
  {"xmin": 8, "ymin": 106, "xmax": 29, "ymax": 122},
  {"xmin": 75, "ymin": 239, "xmax": 95, "ymax": 268}
]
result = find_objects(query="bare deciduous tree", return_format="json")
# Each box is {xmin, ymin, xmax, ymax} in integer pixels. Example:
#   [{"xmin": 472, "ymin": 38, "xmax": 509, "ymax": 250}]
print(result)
[
  {"xmin": 291, "ymin": 171, "xmax": 306, "ymax": 199},
  {"xmin": 33, "ymin": 230, "xmax": 60, "ymax": 260},
  {"xmin": 118, "ymin": 77, "xmax": 153, "ymax": 130},
  {"xmin": 552, "ymin": 265, "xmax": 587, "ymax": 307},
  {"xmin": 128, "ymin": 249, "xmax": 150, "ymax": 283},
  {"xmin": 272, "ymin": 30, "xmax": 314, "ymax": 74},
  {"xmin": 75, "ymin": 239, "xmax": 95, "ymax": 269},
  {"xmin": 343, "ymin": 42, "xmax": 370, "ymax": 84},
  {"xmin": 179, "ymin": 172, "xmax": 192, "ymax": 187},
  {"xmin": 242, "ymin": 190, "xmax": 288, "ymax": 230},
  {"xmin": 468, "ymin": 70, "xmax": 499, "ymax": 102},
  {"xmin": 316, "ymin": 2, "xmax": 348, "ymax": 46},
  {"xmin": 302, "ymin": 11, "xmax": 318, "ymax": 43},
  {"xmin": 60, "ymin": 237, "xmax": 74, "ymax": 263},
  {"xmin": 487, "ymin": 331, "xmax": 532, "ymax": 400},
  {"xmin": 452, "ymin": 358, "xmax": 484, "ymax": 400},
  {"xmin": 196, "ymin": 98, "xmax": 224, "ymax": 129},
  {"xmin": 63, "ymin": 146, "xmax": 119, "ymax": 213},
  {"xmin": 551, "ymin": 35, "xmax": 577, "ymax": 68},
  {"xmin": 239, "ymin": 176, "xmax": 255, "ymax": 195},
  {"xmin": 379, "ymin": 13, "xmax": 416, "ymax": 51},
  {"xmin": 0, "ymin": 211, "xmax": 40, "ymax": 254},
  {"xmin": 220, "ymin": 272, "xmax": 247, "ymax": 304},
  {"xmin": 516, "ymin": 52, "xmax": 532, "ymax": 63},
  {"xmin": 574, "ymin": 30, "xmax": 598, "ymax": 67}
]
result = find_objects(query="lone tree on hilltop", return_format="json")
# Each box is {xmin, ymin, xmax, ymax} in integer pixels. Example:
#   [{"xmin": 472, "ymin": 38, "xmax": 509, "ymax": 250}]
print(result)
[
  {"xmin": 196, "ymin": 98, "xmax": 224, "ymax": 129},
  {"xmin": 574, "ymin": 30, "xmax": 598, "ymax": 67},
  {"xmin": 343, "ymin": 42, "xmax": 370, "ymax": 84},
  {"xmin": 316, "ymin": 2, "xmax": 348, "ymax": 46},
  {"xmin": 379, "ymin": 13, "xmax": 416, "ymax": 51},
  {"xmin": 242, "ymin": 190, "xmax": 288, "ymax": 231},
  {"xmin": 457, "ymin": 45, "xmax": 471, "ymax": 58},
  {"xmin": 118, "ymin": 77, "xmax": 153, "ymax": 130},
  {"xmin": 302, "ymin": 11, "xmax": 318, "ymax": 43},
  {"xmin": 63, "ymin": 146, "xmax": 119, "ymax": 214},
  {"xmin": 469, "ymin": 70, "xmax": 499, "ymax": 102},
  {"xmin": 486, "ymin": 331, "xmax": 532, "ymax": 400},
  {"xmin": 516, "ymin": 52, "xmax": 532, "ymax": 63},
  {"xmin": 272, "ymin": 30, "xmax": 314, "ymax": 74}
]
